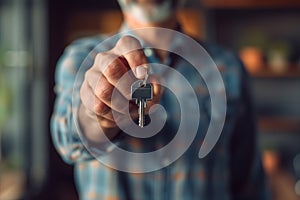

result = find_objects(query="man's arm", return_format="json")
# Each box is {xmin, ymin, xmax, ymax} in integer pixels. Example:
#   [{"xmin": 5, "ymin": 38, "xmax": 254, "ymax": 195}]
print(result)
[
  {"xmin": 51, "ymin": 38, "xmax": 103, "ymax": 164},
  {"xmin": 51, "ymin": 36, "xmax": 162, "ymax": 164}
]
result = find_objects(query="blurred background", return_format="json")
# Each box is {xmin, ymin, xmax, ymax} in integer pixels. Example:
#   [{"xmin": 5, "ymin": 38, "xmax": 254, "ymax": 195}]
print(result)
[{"xmin": 0, "ymin": 0, "xmax": 300, "ymax": 199}]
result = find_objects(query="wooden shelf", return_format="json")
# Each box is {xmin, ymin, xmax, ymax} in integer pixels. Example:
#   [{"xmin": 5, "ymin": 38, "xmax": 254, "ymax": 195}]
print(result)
[
  {"xmin": 176, "ymin": 9, "xmax": 206, "ymax": 40},
  {"xmin": 249, "ymin": 65, "xmax": 300, "ymax": 78},
  {"xmin": 202, "ymin": 0, "xmax": 300, "ymax": 9},
  {"xmin": 258, "ymin": 117, "xmax": 300, "ymax": 133},
  {"xmin": 66, "ymin": 10, "xmax": 124, "ymax": 44}
]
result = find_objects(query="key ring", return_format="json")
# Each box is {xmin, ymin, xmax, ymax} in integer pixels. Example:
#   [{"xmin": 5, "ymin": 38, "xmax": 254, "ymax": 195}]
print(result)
[{"xmin": 143, "ymin": 71, "xmax": 149, "ymax": 86}]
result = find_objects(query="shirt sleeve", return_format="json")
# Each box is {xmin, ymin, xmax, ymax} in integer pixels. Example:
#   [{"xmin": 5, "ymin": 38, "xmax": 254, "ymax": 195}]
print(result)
[
  {"xmin": 51, "ymin": 38, "xmax": 116, "ymax": 164},
  {"xmin": 229, "ymin": 61, "xmax": 270, "ymax": 200}
]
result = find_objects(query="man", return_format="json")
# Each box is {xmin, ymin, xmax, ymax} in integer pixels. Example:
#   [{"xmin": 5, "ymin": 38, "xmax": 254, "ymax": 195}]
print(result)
[{"xmin": 51, "ymin": 0, "xmax": 269, "ymax": 199}]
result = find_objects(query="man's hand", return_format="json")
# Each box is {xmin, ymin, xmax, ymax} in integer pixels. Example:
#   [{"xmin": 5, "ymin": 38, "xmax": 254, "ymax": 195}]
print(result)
[{"xmin": 79, "ymin": 36, "xmax": 161, "ymax": 142}]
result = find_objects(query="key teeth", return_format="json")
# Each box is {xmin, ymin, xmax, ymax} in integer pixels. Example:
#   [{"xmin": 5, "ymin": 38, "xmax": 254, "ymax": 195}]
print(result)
[{"xmin": 139, "ymin": 116, "xmax": 145, "ymax": 128}]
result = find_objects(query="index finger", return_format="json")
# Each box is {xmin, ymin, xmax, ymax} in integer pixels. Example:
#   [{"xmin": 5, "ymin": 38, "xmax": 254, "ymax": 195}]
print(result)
[{"xmin": 112, "ymin": 36, "xmax": 149, "ymax": 80}]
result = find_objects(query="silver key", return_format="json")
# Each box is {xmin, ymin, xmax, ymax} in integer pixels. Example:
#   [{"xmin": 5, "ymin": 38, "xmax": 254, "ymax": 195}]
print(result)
[{"xmin": 131, "ymin": 80, "xmax": 153, "ymax": 127}]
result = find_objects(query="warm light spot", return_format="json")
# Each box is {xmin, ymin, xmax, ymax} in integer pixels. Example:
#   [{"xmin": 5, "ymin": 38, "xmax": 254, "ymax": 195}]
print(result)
[
  {"xmin": 90, "ymin": 160, "xmax": 101, "ymax": 168},
  {"xmin": 197, "ymin": 171, "xmax": 206, "ymax": 179},
  {"xmin": 88, "ymin": 191, "xmax": 97, "ymax": 199},
  {"xmin": 172, "ymin": 172, "xmax": 185, "ymax": 181},
  {"xmin": 105, "ymin": 196, "xmax": 119, "ymax": 200},
  {"xmin": 239, "ymin": 47, "xmax": 264, "ymax": 73}
]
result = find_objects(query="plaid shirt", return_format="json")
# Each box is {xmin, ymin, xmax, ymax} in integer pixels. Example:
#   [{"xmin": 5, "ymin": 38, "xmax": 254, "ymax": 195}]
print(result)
[{"xmin": 51, "ymin": 25, "xmax": 269, "ymax": 200}]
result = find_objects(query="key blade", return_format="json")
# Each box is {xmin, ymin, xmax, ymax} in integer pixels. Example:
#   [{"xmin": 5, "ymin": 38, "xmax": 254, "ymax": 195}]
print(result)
[{"xmin": 138, "ymin": 99, "xmax": 145, "ymax": 128}]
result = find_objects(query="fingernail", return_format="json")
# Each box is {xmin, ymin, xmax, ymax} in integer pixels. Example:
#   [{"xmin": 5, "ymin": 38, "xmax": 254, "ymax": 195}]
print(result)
[{"xmin": 136, "ymin": 65, "xmax": 147, "ymax": 79}]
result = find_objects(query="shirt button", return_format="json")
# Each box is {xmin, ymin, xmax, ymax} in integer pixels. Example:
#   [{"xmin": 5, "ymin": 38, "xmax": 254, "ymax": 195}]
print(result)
[{"xmin": 144, "ymin": 48, "xmax": 153, "ymax": 57}]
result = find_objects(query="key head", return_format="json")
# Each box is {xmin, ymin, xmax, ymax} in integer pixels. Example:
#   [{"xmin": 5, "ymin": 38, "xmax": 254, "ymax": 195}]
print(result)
[{"xmin": 131, "ymin": 80, "xmax": 153, "ymax": 101}]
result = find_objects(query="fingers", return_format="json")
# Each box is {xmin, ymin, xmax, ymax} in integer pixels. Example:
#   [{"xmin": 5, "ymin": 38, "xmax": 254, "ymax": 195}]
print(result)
[
  {"xmin": 144, "ymin": 75, "xmax": 163, "ymax": 114},
  {"xmin": 148, "ymin": 75, "xmax": 162, "ymax": 102},
  {"xmin": 92, "ymin": 53, "xmax": 135, "ymax": 100},
  {"xmin": 95, "ymin": 53, "xmax": 128, "ymax": 86},
  {"xmin": 90, "ymin": 36, "xmax": 150, "ymax": 101},
  {"xmin": 82, "ymin": 74, "xmax": 131, "ymax": 115},
  {"xmin": 81, "ymin": 74, "xmax": 139, "ymax": 118},
  {"xmin": 80, "ymin": 35, "xmax": 162, "ymax": 130},
  {"xmin": 113, "ymin": 36, "xmax": 149, "ymax": 80}
]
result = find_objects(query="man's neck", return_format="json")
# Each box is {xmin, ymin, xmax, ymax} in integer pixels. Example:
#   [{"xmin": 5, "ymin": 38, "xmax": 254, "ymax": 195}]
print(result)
[{"xmin": 124, "ymin": 13, "xmax": 178, "ymax": 30}]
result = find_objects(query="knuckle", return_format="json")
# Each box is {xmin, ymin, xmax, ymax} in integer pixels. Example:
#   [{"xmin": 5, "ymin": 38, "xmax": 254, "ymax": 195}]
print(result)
[
  {"xmin": 115, "ymin": 36, "xmax": 142, "ymax": 54},
  {"xmin": 97, "ymin": 79, "xmax": 113, "ymax": 101},
  {"xmin": 117, "ymin": 36, "xmax": 138, "ymax": 47},
  {"xmin": 95, "ymin": 52, "xmax": 116, "ymax": 72},
  {"xmin": 105, "ymin": 62, "xmax": 124, "ymax": 81},
  {"xmin": 94, "ymin": 101, "xmax": 110, "ymax": 115},
  {"xmin": 99, "ymin": 87, "xmax": 112, "ymax": 101},
  {"xmin": 125, "ymin": 50, "xmax": 147, "ymax": 69},
  {"xmin": 84, "ymin": 69, "xmax": 92, "ymax": 81},
  {"xmin": 94, "ymin": 52, "xmax": 107, "ymax": 63}
]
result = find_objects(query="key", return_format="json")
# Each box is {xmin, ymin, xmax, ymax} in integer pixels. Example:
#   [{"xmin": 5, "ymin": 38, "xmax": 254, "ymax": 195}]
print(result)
[{"xmin": 131, "ymin": 80, "xmax": 153, "ymax": 127}]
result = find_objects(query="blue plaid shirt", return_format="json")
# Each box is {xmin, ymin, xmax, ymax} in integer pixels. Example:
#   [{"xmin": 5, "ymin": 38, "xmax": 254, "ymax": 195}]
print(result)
[{"xmin": 51, "ymin": 25, "xmax": 269, "ymax": 200}]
